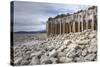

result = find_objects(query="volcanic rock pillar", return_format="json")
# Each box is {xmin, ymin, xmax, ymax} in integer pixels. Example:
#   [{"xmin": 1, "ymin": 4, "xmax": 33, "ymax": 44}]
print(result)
[
  {"xmin": 60, "ymin": 22, "xmax": 62, "ymax": 34},
  {"xmin": 73, "ymin": 22, "xmax": 75, "ymax": 33},
  {"xmin": 81, "ymin": 21, "xmax": 84, "ymax": 32},
  {"xmin": 86, "ymin": 19, "xmax": 88, "ymax": 30},
  {"xmin": 46, "ymin": 22, "xmax": 49, "ymax": 36},
  {"xmin": 78, "ymin": 22, "xmax": 80, "ymax": 32},
  {"xmin": 91, "ymin": 15, "xmax": 94, "ymax": 30}
]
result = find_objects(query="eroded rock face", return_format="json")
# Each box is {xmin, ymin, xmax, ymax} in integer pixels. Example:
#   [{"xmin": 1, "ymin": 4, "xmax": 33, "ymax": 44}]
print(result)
[{"xmin": 13, "ymin": 30, "xmax": 97, "ymax": 65}]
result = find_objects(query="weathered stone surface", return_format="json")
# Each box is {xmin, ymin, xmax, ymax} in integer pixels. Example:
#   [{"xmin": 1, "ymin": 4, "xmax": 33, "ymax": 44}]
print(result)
[
  {"xmin": 58, "ymin": 57, "xmax": 66, "ymax": 63},
  {"xmin": 30, "ymin": 51, "xmax": 44, "ymax": 57},
  {"xmin": 88, "ymin": 46, "xmax": 97, "ymax": 53},
  {"xmin": 84, "ymin": 54, "xmax": 96, "ymax": 61},
  {"xmin": 82, "ymin": 49, "xmax": 88, "ymax": 56},
  {"xmin": 57, "ymin": 52, "xmax": 66, "ymax": 57},
  {"xmin": 57, "ymin": 45, "xmax": 67, "ymax": 52},
  {"xmin": 21, "ymin": 59, "xmax": 30, "ymax": 65},
  {"xmin": 30, "ymin": 56, "xmax": 40, "ymax": 65},
  {"xmin": 66, "ymin": 48, "xmax": 76, "ymax": 58},
  {"xmin": 49, "ymin": 49, "xmax": 57, "ymax": 57},
  {"xmin": 65, "ymin": 57, "xmax": 73, "ymax": 63},
  {"xmin": 73, "ymin": 56, "xmax": 85, "ymax": 62},
  {"xmin": 14, "ymin": 57, "xmax": 23, "ymax": 65},
  {"xmin": 63, "ymin": 40, "xmax": 72, "ymax": 46},
  {"xmin": 40, "ymin": 55, "xmax": 52, "ymax": 64},
  {"xmin": 88, "ymin": 33, "xmax": 96, "ymax": 38},
  {"xmin": 49, "ymin": 57, "xmax": 58, "ymax": 64},
  {"xmin": 67, "ymin": 43, "xmax": 78, "ymax": 49},
  {"xmin": 76, "ymin": 39, "xmax": 90, "ymax": 45}
]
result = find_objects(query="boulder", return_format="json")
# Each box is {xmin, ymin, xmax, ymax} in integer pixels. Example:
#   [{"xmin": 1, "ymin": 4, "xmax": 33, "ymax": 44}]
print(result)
[
  {"xmin": 84, "ymin": 54, "xmax": 96, "ymax": 61},
  {"xmin": 47, "ymin": 45, "xmax": 54, "ymax": 51},
  {"xmin": 66, "ymin": 48, "xmax": 76, "ymax": 58},
  {"xmin": 57, "ymin": 45, "xmax": 67, "ymax": 52},
  {"xmin": 88, "ymin": 43, "xmax": 97, "ymax": 53},
  {"xmin": 63, "ymin": 40, "xmax": 72, "ymax": 46},
  {"xmin": 88, "ymin": 33, "xmax": 96, "ymax": 39},
  {"xmin": 58, "ymin": 57, "xmax": 66, "ymax": 63},
  {"xmin": 57, "ymin": 52, "xmax": 66, "ymax": 57},
  {"xmin": 73, "ymin": 56, "xmax": 85, "ymax": 62},
  {"xmin": 49, "ymin": 49, "xmax": 58, "ymax": 57},
  {"xmin": 66, "ymin": 43, "xmax": 79, "ymax": 58},
  {"xmin": 14, "ymin": 57, "xmax": 23, "ymax": 65},
  {"xmin": 65, "ymin": 57, "xmax": 73, "ymax": 63},
  {"xmin": 40, "ymin": 55, "xmax": 52, "ymax": 64},
  {"xmin": 76, "ymin": 39, "xmax": 90, "ymax": 45},
  {"xmin": 21, "ymin": 59, "xmax": 30, "ymax": 65},
  {"xmin": 30, "ymin": 56, "xmax": 40, "ymax": 65},
  {"xmin": 49, "ymin": 57, "xmax": 58, "ymax": 64},
  {"xmin": 82, "ymin": 49, "xmax": 88, "ymax": 56},
  {"xmin": 67, "ymin": 43, "xmax": 78, "ymax": 49},
  {"xmin": 30, "ymin": 51, "xmax": 44, "ymax": 57}
]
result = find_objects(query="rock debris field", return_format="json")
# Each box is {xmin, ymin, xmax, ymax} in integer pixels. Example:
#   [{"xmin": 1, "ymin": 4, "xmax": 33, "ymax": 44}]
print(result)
[{"xmin": 13, "ymin": 30, "xmax": 97, "ymax": 65}]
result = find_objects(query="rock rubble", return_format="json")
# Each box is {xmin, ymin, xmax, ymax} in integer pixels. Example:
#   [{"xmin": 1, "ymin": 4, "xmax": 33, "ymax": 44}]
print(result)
[{"xmin": 13, "ymin": 29, "xmax": 97, "ymax": 65}]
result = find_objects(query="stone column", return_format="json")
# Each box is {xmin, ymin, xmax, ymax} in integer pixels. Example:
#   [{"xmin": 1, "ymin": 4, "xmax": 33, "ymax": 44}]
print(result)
[
  {"xmin": 54, "ymin": 23, "xmax": 55, "ymax": 35},
  {"xmin": 52, "ymin": 23, "xmax": 54, "ymax": 35},
  {"xmin": 47, "ymin": 22, "xmax": 49, "ymax": 36},
  {"xmin": 63, "ymin": 23, "xmax": 65, "ymax": 34},
  {"xmin": 91, "ymin": 15, "xmax": 94, "ymax": 30},
  {"xmin": 53, "ymin": 23, "xmax": 55, "ymax": 35},
  {"xmin": 73, "ymin": 22, "xmax": 75, "ymax": 33},
  {"xmin": 58, "ymin": 23, "xmax": 60, "ymax": 34},
  {"xmin": 86, "ymin": 20, "xmax": 88, "ymax": 30},
  {"xmin": 81, "ymin": 21, "xmax": 84, "ymax": 32},
  {"xmin": 69, "ymin": 23, "xmax": 71, "ymax": 33},
  {"xmin": 46, "ymin": 23, "xmax": 48, "ymax": 35},
  {"xmin": 66, "ymin": 23, "xmax": 68, "ymax": 33},
  {"xmin": 60, "ymin": 22, "xmax": 62, "ymax": 34},
  {"xmin": 51, "ymin": 22, "xmax": 52, "ymax": 35},
  {"xmin": 48, "ymin": 22, "xmax": 50, "ymax": 35},
  {"xmin": 55, "ymin": 23, "xmax": 56, "ymax": 35},
  {"xmin": 78, "ymin": 21, "xmax": 80, "ymax": 32}
]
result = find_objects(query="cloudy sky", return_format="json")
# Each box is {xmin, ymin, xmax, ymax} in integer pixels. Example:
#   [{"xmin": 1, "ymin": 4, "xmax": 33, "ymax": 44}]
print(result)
[{"xmin": 13, "ymin": 1, "xmax": 91, "ymax": 32}]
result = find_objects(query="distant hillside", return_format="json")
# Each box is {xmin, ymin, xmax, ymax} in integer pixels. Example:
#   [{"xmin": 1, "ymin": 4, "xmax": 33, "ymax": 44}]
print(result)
[{"xmin": 14, "ymin": 30, "xmax": 46, "ymax": 34}]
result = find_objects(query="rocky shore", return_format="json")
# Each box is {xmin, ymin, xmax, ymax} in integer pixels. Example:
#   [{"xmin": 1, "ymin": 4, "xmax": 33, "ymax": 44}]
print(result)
[{"xmin": 13, "ymin": 29, "xmax": 97, "ymax": 65}]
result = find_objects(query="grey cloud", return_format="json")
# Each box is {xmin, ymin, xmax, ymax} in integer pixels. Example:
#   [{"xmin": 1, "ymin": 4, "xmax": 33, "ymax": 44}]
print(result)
[{"xmin": 13, "ymin": 1, "xmax": 91, "ymax": 32}]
